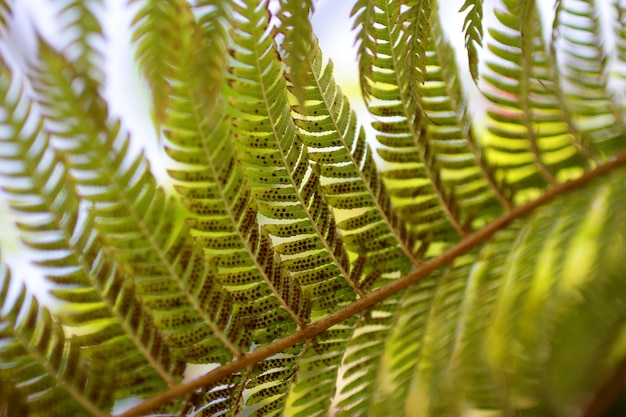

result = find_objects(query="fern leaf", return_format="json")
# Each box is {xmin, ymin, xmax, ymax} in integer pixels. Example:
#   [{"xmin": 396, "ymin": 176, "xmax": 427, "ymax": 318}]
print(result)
[
  {"xmin": 418, "ymin": 253, "xmax": 497, "ymax": 416},
  {"xmin": 423, "ymin": 6, "xmax": 512, "ymax": 218},
  {"xmin": 395, "ymin": 0, "xmax": 431, "ymax": 89},
  {"xmin": 460, "ymin": 0, "xmax": 483, "ymax": 82},
  {"xmin": 373, "ymin": 275, "xmax": 439, "ymax": 416},
  {"xmin": 335, "ymin": 294, "xmax": 401, "ymax": 416},
  {"xmin": 0, "ymin": 58, "xmax": 183, "ymax": 396},
  {"xmin": 0, "ymin": 259, "xmax": 112, "ymax": 417},
  {"xmin": 228, "ymin": 0, "xmax": 361, "ymax": 312},
  {"xmin": 289, "ymin": 38, "xmax": 418, "ymax": 281},
  {"xmin": 359, "ymin": 0, "xmax": 467, "ymax": 242},
  {"xmin": 225, "ymin": 3, "xmax": 368, "ymax": 412},
  {"xmin": 131, "ymin": 0, "xmax": 230, "ymax": 124},
  {"xmin": 482, "ymin": 0, "xmax": 587, "ymax": 201},
  {"xmin": 243, "ymin": 343, "xmax": 305, "ymax": 416},
  {"xmin": 131, "ymin": 0, "xmax": 179, "ymax": 123},
  {"xmin": 277, "ymin": 0, "xmax": 315, "ymax": 105},
  {"xmin": 0, "ymin": 0, "xmax": 10, "ymax": 32},
  {"xmin": 379, "ymin": 229, "xmax": 517, "ymax": 415},
  {"xmin": 553, "ymin": 0, "xmax": 626, "ymax": 155},
  {"xmin": 350, "ymin": 0, "xmax": 377, "ymax": 100},
  {"xmin": 280, "ymin": 322, "xmax": 352, "ymax": 417},
  {"xmin": 51, "ymin": 0, "xmax": 104, "ymax": 80},
  {"xmin": 435, "ymin": 230, "xmax": 516, "ymax": 412},
  {"xmin": 191, "ymin": 0, "xmax": 232, "ymax": 36},
  {"xmin": 162, "ymin": 0, "xmax": 308, "ymax": 332},
  {"xmin": 157, "ymin": 4, "xmax": 312, "ymax": 411},
  {"xmin": 4, "ymin": 2, "xmax": 626, "ymax": 417},
  {"xmin": 29, "ymin": 43, "xmax": 246, "ymax": 363},
  {"xmin": 484, "ymin": 170, "xmax": 626, "ymax": 415},
  {"xmin": 286, "ymin": 38, "xmax": 421, "ymax": 415},
  {"xmin": 614, "ymin": 0, "xmax": 626, "ymax": 74}
]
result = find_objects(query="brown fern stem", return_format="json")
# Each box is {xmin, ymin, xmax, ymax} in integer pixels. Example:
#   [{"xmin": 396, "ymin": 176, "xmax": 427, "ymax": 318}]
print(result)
[
  {"xmin": 581, "ymin": 353, "xmax": 626, "ymax": 417},
  {"xmin": 115, "ymin": 151, "xmax": 626, "ymax": 417}
]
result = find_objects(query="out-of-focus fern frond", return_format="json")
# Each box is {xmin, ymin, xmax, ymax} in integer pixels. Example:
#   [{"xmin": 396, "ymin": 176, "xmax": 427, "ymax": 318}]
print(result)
[
  {"xmin": 131, "ymin": 0, "xmax": 179, "ymax": 123},
  {"xmin": 277, "ymin": 0, "xmax": 315, "ymax": 105},
  {"xmin": 485, "ymin": 169, "xmax": 626, "ymax": 415},
  {"xmin": 0, "ymin": 258, "xmax": 112, "ymax": 417},
  {"xmin": 191, "ymin": 0, "xmax": 231, "ymax": 35},
  {"xmin": 381, "ymin": 229, "xmax": 517, "ymax": 416},
  {"xmin": 0, "ymin": 56, "xmax": 182, "ymax": 396},
  {"xmin": 30, "ymin": 43, "xmax": 246, "ymax": 365},
  {"xmin": 0, "ymin": 57, "xmax": 183, "ymax": 397},
  {"xmin": 482, "ymin": 0, "xmax": 587, "ymax": 200},
  {"xmin": 132, "ymin": 0, "xmax": 231, "ymax": 124},
  {"xmin": 553, "ymin": 0, "xmax": 626, "ymax": 155},
  {"xmin": 0, "ymin": 0, "xmax": 10, "ymax": 32},
  {"xmin": 52, "ymin": 0, "xmax": 103, "ymax": 81},
  {"xmin": 396, "ymin": 0, "xmax": 431, "ymax": 90},
  {"xmin": 460, "ymin": 0, "xmax": 483, "ymax": 81},
  {"xmin": 350, "ymin": 0, "xmax": 377, "ymax": 100},
  {"xmin": 614, "ymin": 1, "xmax": 626, "ymax": 67}
]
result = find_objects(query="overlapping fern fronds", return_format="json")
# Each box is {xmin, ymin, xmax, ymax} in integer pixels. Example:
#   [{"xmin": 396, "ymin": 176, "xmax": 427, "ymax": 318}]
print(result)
[
  {"xmin": 2, "ymin": 0, "xmax": 626, "ymax": 416},
  {"xmin": 0, "ymin": 254, "xmax": 112, "ymax": 417},
  {"xmin": 0, "ymin": 55, "xmax": 183, "ymax": 397}
]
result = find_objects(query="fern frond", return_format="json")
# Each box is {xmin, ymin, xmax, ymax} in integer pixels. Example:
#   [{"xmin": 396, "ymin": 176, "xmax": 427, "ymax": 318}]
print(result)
[
  {"xmin": 161, "ymin": 0, "xmax": 308, "ymax": 348},
  {"xmin": 0, "ymin": 57, "xmax": 182, "ymax": 396},
  {"xmin": 225, "ymin": 3, "xmax": 366, "ymax": 412},
  {"xmin": 287, "ymin": 38, "xmax": 420, "ymax": 415},
  {"xmin": 553, "ymin": 0, "xmax": 626, "ymax": 155},
  {"xmin": 131, "ymin": 0, "xmax": 230, "ymax": 124},
  {"xmin": 228, "ymin": 0, "xmax": 360, "ymax": 312},
  {"xmin": 484, "ymin": 169, "xmax": 626, "ymax": 415},
  {"xmin": 115, "ymin": 152, "xmax": 626, "ymax": 417},
  {"xmin": 0, "ymin": 259, "xmax": 112, "ymax": 417},
  {"xmin": 423, "ymin": 6, "xmax": 511, "ymax": 218},
  {"xmin": 395, "ymin": 0, "xmax": 431, "ymax": 89},
  {"xmin": 482, "ymin": 0, "xmax": 587, "ymax": 199},
  {"xmin": 614, "ymin": 0, "xmax": 626, "ymax": 69},
  {"xmin": 0, "ymin": 0, "xmax": 10, "ymax": 32},
  {"xmin": 386, "ymin": 229, "xmax": 517, "ymax": 415},
  {"xmin": 336, "ymin": 294, "xmax": 404, "ymax": 416},
  {"xmin": 51, "ymin": 0, "xmax": 104, "ymax": 80},
  {"xmin": 350, "ymin": 0, "xmax": 377, "ymax": 100},
  {"xmin": 435, "ymin": 230, "xmax": 516, "ymax": 411},
  {"xmin": 4, "ymin": 2, "xmax": 626, "ymax": 417},
  {"xmin": 358, "ymin": 0, "xmax": 467, "ymax": 242},
  {"xmin": 281, "ymin": 322, "xmax": 352, "ymax": 417},
  {"xmin": 460, "ymin": 0, "xmax": 483, "ymax": 82},
  {"xmin": 277, "ymin": 0, "xmax": 314, "ymax": 105},
  {"xmin": 191, "ymin": 0, "xmax": 232, "ymax": 35},
  {"xmin": 289, "ymin": 39, "xmax": 418, "ymax": 280},
  {"xmin": 131, "ymin": 0, "xmax": 179, "ymax": 123},
  {"xmin": 30, "ymin": 43, "xmax": 247, "ymax": 363}
]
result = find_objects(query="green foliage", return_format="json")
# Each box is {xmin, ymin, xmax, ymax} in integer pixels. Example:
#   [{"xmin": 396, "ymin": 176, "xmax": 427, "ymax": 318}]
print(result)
[{"xmin": 1, "ymin": 0, "xmax": 626, "ymax": 416}]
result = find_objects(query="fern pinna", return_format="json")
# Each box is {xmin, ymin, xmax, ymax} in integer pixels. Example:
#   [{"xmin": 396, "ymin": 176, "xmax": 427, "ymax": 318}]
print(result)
[{"xmin": 2, "ymin": 0, "xmax": 626, "ymax": 416}]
